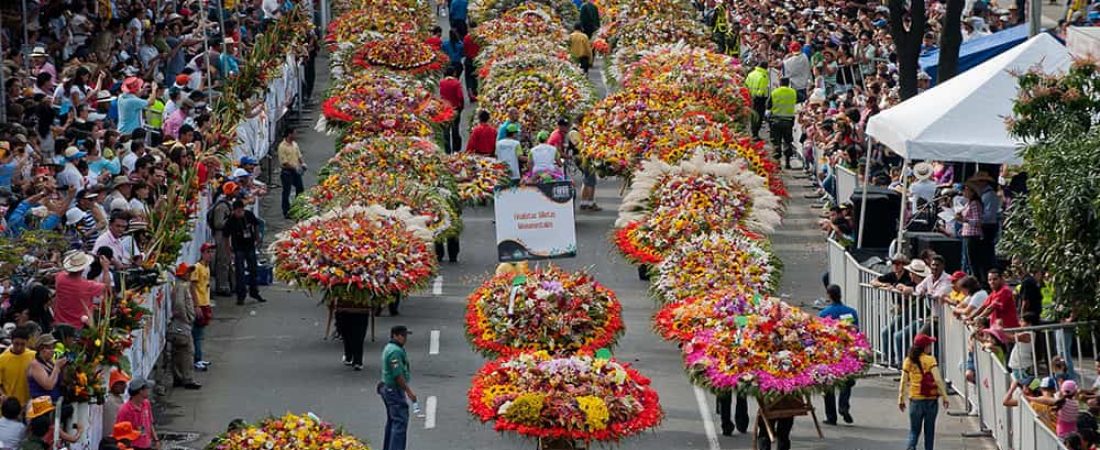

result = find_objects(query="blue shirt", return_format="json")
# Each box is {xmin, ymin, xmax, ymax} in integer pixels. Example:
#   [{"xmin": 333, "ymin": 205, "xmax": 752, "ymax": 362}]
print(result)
[
  {"xmin": 819, "ymin": 303, "xmax": 859, "ymax": 326},
  {"xmin": 0, "ymin": 160, "xmax": 17, "ymax": 187},
  {"xmin": 219, "ymin": 53, "xmax": 240, "ymax": 78},
  {"xmin": 497, "ymin": 120, "xmax": 519, "ymax": 140},
  {"xmin": 450, "ymin": 0, "xmax": 468, "ymax": 20},
  {"xmin": 442, "ymin": 40, "xmax": 464, "ymax": 65},
  {"xmin": 117, "ymin": 93, "xmax": 148, "ymax": 134}
]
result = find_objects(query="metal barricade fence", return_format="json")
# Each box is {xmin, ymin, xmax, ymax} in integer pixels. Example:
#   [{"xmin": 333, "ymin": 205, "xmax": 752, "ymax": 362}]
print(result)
[{"xmin": 836, "ymin": 165, "xmax": 858, "ymax": 205}]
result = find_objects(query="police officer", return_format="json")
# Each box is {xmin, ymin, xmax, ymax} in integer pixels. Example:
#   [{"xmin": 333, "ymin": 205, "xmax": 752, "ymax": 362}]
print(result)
[
  {"xmin": 767, "ymin": 77, "xmax": 797, "ymax": 169},
  {"xmin": 745, "ymin": 62, "xmax": 771, "ymax": 140}
]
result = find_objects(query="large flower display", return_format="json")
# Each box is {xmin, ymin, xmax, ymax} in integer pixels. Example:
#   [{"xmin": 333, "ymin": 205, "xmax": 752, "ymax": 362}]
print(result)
[
  {"xmin": 324, "ymin": 8, "xmax": 426, "ymax": 45},
  {"xmin": 612, "ymin": 154, "xmax": 782, "ymax": 264},
  {"xmin": 618, "ymin": 43, "xmax": 747, "ymax": 118},
  {"xmin": 465, "ymin": 266, "xmax": 624, "ymax": 357},
  {"xmin": 468, "ymin": 352, "xmax": 662, "ymax": 442},
  {"xmin": 320, "ymin": 137, "xmax": 456, "ymax": 194},
  {"xmin": 268, "ymin": 205, "xmax": 437, "ymax": 306},
  {"xmin": 443, "ymin": 153, "xmax": 511, "ymax": 204},
  {"xmin": 320, "ymin": 82, "xmax": 454, "ymax": 132},
  {"xmin": 469, "ymin": 3, "xmax": 567, "ymax": 48},
  {"xmin": 293, "ymin": 170, "xmax": 460, "ymax": 240},
  {"xmin": 651, "ymin": 232, "xmax": 779, "ymax": 303},
  {"xmin": 480, "ymin": 55, "xmax": 595, "ymax": 135},
  {"xmin": 652, "ymin": 289, "xmax": 759, "ymax": 343},
  {"xmin": 604, "ymin": 16, "xmax": 711, "ymax": 55},
  {"xmin": 330, "ymin": 0, "xmax": 431, "ymax": 21},
  {"xmin": 350, "ymin": 33, "xmax": 447, "ymax": 79},
  {"xmin": 682, "ymin": 297, "xmax": 871, "ymax": 397},
  {"xmin": 470, "ymin": 0, "xmax": 579, "ymax": 26},
  {"xmin": 209, "ymin": 413, "xmax": 371, "ymax": 450}
]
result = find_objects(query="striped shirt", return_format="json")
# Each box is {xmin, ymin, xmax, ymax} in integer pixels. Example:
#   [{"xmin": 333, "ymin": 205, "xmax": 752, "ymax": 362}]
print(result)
[{"xmin": 960, "ymin": 199, "xmax": 983, "ymax": 238}]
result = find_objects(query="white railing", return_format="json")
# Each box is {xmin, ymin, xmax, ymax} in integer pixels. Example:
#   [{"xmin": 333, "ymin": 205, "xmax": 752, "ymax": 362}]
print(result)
[
  {"xmin": 836, "ymin": 165, "xmax": 858, "ymax": 205},
  {"xmin": 828, "ymin": 241, "xmax": 1074, "ymax": 450}
]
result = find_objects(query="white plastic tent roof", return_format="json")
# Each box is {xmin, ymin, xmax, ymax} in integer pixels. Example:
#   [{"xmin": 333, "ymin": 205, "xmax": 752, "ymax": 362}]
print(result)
[{"xmin": 866, "ymin": 33, "xmax": 1072, "ymax": 164}]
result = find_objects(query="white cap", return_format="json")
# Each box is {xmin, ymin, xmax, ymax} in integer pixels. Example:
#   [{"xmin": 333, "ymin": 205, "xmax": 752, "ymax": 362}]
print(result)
[
  {"xmin": 232, "ymin": 168, "xmax": 251, "ymax": 178},
  {"xmin": 65, "ymin": 207, "xmax": 86, "ymax": 226}
]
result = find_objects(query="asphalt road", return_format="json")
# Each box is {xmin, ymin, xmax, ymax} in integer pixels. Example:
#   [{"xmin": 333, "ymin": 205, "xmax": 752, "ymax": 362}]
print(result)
[{"xmin": 160, "ymin": 38, "xmax": 995, "ymax": 450}]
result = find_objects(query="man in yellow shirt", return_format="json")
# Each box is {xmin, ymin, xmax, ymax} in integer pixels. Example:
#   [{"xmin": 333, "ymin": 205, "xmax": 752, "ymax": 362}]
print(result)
[
  {"xmin": 277, "ymin": 128, "xmax": 306, "ymax": 219},
  {"xmin": 568, "ymin": 24, "xmax": 593, "ymax": 73},
  {"xmin": 0, "ymin": 327, "xmax": 36, "ymax": 405},
  {"xmin": 191, "ymin": 243, "xmax": 215, "ymax": 371}
]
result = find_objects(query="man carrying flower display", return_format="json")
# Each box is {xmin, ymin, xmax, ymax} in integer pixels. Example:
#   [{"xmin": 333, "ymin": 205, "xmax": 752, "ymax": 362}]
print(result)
[
  {"xmin": 568, "ymin": 24, "xmax": 593, "ymax": 73},
  {"xmin": 819, "ymin": 284, "xmax": 858, "ymax": 425},
  {"xmin": 379, "ymin": 326, "xmax": 416, "ymax": 450},
  {"xmin": 440, "ymin": 66, "xmax": 465, "ymax": 155}
]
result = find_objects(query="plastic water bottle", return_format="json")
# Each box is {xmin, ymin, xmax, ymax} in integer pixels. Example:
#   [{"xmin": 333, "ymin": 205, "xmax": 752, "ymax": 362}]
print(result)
[{"xmin": 413, "ymin": 401, "xmax": 424, "ymax": 418}]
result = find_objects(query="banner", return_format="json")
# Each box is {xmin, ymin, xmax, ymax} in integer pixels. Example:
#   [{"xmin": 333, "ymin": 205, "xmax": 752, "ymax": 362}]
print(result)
[{"xmin": 494, "ymin": 181, "xmax": 577, "ymax": 261}]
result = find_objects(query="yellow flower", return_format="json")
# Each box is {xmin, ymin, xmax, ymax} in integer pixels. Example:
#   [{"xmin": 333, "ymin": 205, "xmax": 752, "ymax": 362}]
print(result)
[{"xmin": 576, "ymin": 396, "xmax": 609, "ymax": 431}]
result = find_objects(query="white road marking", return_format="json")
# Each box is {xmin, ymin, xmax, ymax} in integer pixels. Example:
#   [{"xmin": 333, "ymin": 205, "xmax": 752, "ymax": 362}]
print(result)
[
  {"xmin": 429, "ymin": 330, "xmax": 440, "ymax": 355},
  {"xmin": 693, "ymin": 386, "xmax": 722, "ymax": 450},
  {"xmin": 432, "ymin": 276, "xmax": 443, "ymax": 295},
  {"xmin": 425, "ymin": 396, "xmax": 438, "ymax": 429}
]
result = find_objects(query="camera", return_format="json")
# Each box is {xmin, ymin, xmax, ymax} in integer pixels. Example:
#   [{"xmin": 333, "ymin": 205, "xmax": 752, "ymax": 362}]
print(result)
[{"xmin": 121, "ymin": 268, "xmax": 161, "ymax": 290}]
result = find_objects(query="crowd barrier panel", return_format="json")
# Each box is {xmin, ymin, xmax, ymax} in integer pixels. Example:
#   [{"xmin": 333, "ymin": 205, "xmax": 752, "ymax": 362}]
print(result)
[{"xmin": 836, "ymin": 165, "xmax": 858, "ymax": 205}]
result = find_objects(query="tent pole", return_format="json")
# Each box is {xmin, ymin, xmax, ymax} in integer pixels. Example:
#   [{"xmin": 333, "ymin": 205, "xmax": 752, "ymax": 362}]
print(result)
[
  {"xmin": 856, "ymin": 137, "xmax": 873, "ymax": 248},
  {"xmin": 896, "ymin": 158, "xmax": 911, "ymax": 256}
]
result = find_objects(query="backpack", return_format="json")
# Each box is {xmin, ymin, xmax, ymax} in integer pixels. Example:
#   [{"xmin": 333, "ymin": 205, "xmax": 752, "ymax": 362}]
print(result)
[
  {"xmin": 207, "ymin": 198, "xmax": 229, "ymax": 230},
  {"xmin": 917, "ymin": 358, "xmax": 939, "ymax": 397}
]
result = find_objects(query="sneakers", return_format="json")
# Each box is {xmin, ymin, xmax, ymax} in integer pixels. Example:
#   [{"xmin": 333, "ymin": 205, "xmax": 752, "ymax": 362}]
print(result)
[
  {"xmin": 842, "ymin": 411, "xmax": 853, "ymax": 424},
  {"xmin": 194, "ymin": 362, "xmax": 209, "ymax": 372},
  {"xmin": 250, "ymin": 293, "xmax": 267, "ymax": 303},
  {"xmin": 343, "ymin": 357, "xmax": 353, "ymax": 366},
  {"xmin": 353, "ymin": 364, "xmax": 363, "ymax": 371}
]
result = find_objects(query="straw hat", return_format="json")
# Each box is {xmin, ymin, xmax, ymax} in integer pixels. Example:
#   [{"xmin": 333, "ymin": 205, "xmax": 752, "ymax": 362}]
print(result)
[
  {"xmin": 62, "ymin": 251, "xmax": 94, "ymax": 273},
  {"xmin": 26, "ymin": 396, "xmax": 54, "ymax": 419},
  {"xmin": 905, "ymin": 259, "xmax": 931, "ymax": 277},
  {"xmin": 912, "ymin": 162, "xmax": 933, "ymax": 180}
]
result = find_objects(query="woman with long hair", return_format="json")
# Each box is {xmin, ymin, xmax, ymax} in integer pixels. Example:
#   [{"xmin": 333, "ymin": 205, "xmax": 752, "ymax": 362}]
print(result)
[{"xmin": 898, "ymin": 333, "xmax": 950, "ymax": 450}]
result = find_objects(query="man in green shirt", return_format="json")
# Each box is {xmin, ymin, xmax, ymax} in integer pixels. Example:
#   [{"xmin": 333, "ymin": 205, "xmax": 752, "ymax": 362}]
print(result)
[{"xmin": 378, "ymin": 326, "xmax": 416, "ymax": 450}]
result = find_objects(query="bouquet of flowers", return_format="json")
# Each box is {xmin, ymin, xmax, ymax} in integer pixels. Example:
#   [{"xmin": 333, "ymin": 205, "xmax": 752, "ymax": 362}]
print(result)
[
  {"xmin": 321, "ymin": 137, "xmax": 457, "ymax": 195},
  {"xmin": 443, "ymin": 153, "xmax": 511, "ymax": 205},
  {"xmin": 651, "ymin": 123, "xmax": 787, "ymax": 198},
  {"xmin": 604, "ymin": 16, "xmax": 712, "ymax": 55},
  {"xmin": 521, "ymin": 168, "xmax": 567, "ymax": 185},
  {"xmin": 477, "ymin": 37, "xmax": 571, "ymax": 77},
  {"xmin": 468, "ymin": 352, "xmax": 662, "ymax": 442},
  {"xmin": 652, "ymin": 289, "xmax": 756, "ymax": 343},
  {"xmin": 350, "ymin": 33, "xmax": 447, "ymax": 79},
  {"xmin": 268, "ymin": 205, "xmax": 437, "ymax": 306},
  {"xmin": 470, "ymin": 0, "xmax": 579, "ymax": 26},
  {"xmin": 320, "ymin": 83, "xmax": 454, "ymax": 132},
  {"xmin": 470, "ymin": 3, "xmax": 567, "ymax": 48},
  {"xmin": 616, "ymin": 43, "xmax": 748, "ymax": 120},
  {"xmin": 682, "ymin": 297, "xmax": 871, "ymax": 397},
  {"xmin": 481, "ymin": 55, "xmax": 595, "ymax": 135},
  {"xmin": 324, "ymin": 8, "xmax": 428, "ymax": 45},
  {"xmin": 612, "ymin": 153, "xmax": 783, "ymax": 264},
  {"xmin": 651, "ymin": 232, "xmax": 780, "ymax": 303},
  {"xmin": 207, "ymin": 413, "xmax": 371, "ymax": 450},
  {"xmin": 292, "ymin": 170, "xmax": 461, "ymax": 240},
  {"xmin": 465, "ymin": 266, "xmax": 624, "ymax": 357},
  {"xmin": 331, "ymin": 0, "xmax": 431, "ymax": 22}
]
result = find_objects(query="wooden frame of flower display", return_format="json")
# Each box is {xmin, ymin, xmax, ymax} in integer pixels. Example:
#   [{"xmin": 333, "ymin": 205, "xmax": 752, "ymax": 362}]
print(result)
[
  {"xmin": 468, "ymin": 352, "xmax": 662, "ymax": 443},
  {"xmin": 612, "ymin": 153, "xmax": 783, "ymax": 265},
  {"xmin": 464, "ymin": 265, "xmax": 624, "ymax": 357},
  {"xmin": 208, "ymin": 412, "xmax": 372, "ymax": 450}
]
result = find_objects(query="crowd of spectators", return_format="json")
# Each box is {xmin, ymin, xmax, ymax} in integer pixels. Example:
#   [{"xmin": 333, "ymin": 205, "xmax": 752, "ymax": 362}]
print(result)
[{"xmin": 0, "ymin": 0, "xmax": 317, "ymax": 448}]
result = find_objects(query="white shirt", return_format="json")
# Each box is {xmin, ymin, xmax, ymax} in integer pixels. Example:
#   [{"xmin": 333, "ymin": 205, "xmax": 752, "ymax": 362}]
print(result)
[
  {"xmin": 529, "ymin": 144, "xmax": 558, "ymax": 173},
  {"xmin": 966, "ymin": 290, "xmax": 989, "ymax": 309},
  {"xmin": 782, "ymin": 53, "xmax": 812, "ymax": 91},
  {"xmin": 163, "ymin": 99, "xmax": 179, "ymax": 120},
  {"xmin": 495, "ymin": 139, "xmax": 522, "ymax": 180},
  {"xmin": 58, "ymin": 162, "xmax": 85, "ymax": 191},
  {"xmin": 909, "ymin": 179, "xmax": 937, "ymax": 210},
  {"xmin": 915, "ymin": 272, "xmax": 953, "ymax": 299},
  {"xmin": 262, "ymin": 0, "xmax": 282, "ymax": 19},
  {"xmin": 122, "ymin": 150, "xmax": 143, "ymax": 173},
  {"xmin": 93, "ymin": 231, "xmax": 137, "ymax": 266},
  {"xmin": 0, "ymin": 417, "xmax": 25, "ymax": 449}
]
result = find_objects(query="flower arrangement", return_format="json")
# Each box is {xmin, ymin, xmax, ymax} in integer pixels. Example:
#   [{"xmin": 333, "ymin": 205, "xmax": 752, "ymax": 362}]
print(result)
[
  {"xmin": 651, "ymin": 122, "xmax": 787, "ymax": 198},
  {"xmin": 443, "ymin": 153, "xmax": 511, "ymax": 205},
  {"xmin": 468, "ymin": 352, "xmax": 662, "ymax": 442},
  {"xmin": 320, "ymin": 84, "xmax": 454, "ymax": 130},
  {"xmin": 320, "ymin": 136, "xmax": 456, "ymax": 195},
  {"xmin": 350, "ymin": 33, "xmax": 447, "ymax": 78},
  {"xmin": 324, "ymin": 8, "xmax": 427, "ymax": 45},
  {"xmin": 470, "ymin": 0, "xmax": 579, "ymax": 27},
  {"xmin": 464, "ymin": 266, "xmax": 624, "ymax": 357},
  {"xmin": 268, "ymin": 205, "xmax": 437, "ymax": 306},
  {"xmin": 292, "ymin": 170, "xmax": 461, "ymax": 240},
  {"xmin": 682, "ymin": 297, "xmax": 871, "ymax": 397},
  {"xmin": 331, "ymin": 0, "xmax": 431, "ymax": 23},
  {"xmin": 617, "ymin": 43, "xmax": 748, "ymax": 121},
  {"xmin": 207, "ymin": 413, "xmax": 371, "ymax": 450},
  {"xmin": 652, "ymin": 289, "xmax": 756, "ymax": 343},
  {"xmin": 470, "ymin": 3, "xmax": 567, "ymax": 48},
  {"xmin": 480, "ymin": 55, "xmax": 596, "ymax": 136},
  {"xmin": 604, "ymin": 16, "xmax": 712, "ymax": 55},
  {"xmin": 476, "ymin": 37, "xmax": 571, "ymax": 77},
  {"xmin": 651, "ymin": 232, "xmax": 779, "ymax": 303}
]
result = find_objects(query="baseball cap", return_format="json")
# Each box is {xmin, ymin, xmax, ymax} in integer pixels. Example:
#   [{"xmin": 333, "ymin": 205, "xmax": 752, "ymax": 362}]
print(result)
[
  {"xmin": 390, "ymin": 325, "xmax": 412, "ymax": 337},
  {"xmin": 128, "ymin": 377, "xmax": 154, "ymax": 394},
  {"xmin": 239, "ymin": 156, "xmax": 259, "ymax": 166},
  {"xmin": 505, "ymin": 123, "xmax": 519, "ymax": 134},
  {"xmin": 231, "ymin": 168, "xmax": 251, "ymax": 179},
  {"xmin": 949, "ymin": 271, "xmax": 967, "ymax": 282}
]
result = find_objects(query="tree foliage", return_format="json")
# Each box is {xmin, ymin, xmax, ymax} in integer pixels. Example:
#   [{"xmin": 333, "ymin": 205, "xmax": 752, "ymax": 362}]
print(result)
[{"xmin": 1004, "ymin": 61, "xmax": 1100, "ymax": 320}]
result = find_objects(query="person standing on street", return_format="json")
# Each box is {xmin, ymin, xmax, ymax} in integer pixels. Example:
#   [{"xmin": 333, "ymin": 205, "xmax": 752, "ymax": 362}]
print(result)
[
  {"xmin": 745, "ymin": 62, "xmax": 770, "ymax": 139},
  {"xmin": 496, "ymin": 124, "xmax": 524, "ymax": 183},
  {"xmin": 169, "ymin": 264, "xmax": 201, "ymax": 390},
  {"xmin": 899, "ymin": 333, "xmax": 950, "ymax": 450},
  {"xmin": 210, "ymin": 182, "xmax": 237, "ymax": 296},
  {"xmin": 767, "ymin": 77, "xmax": 797, "ymax": 168},
  {"xmin": 462, "ymin": 22, "xmax": 480, "ymax": 102},
  {"xmin": 335, "ymin": 307, "xmax": 369, "ymax": 371},
  {"xmin": 466, "ymin": 110, "xmax": 497, "ymax": 156},
  {"xmin": 579, "ymin": 0, "xmax": 601, "ymax": 38},
  {"xmin": 819, "ymin": 284, "xmax": 858, "ymax": 425},
  {"xmin": 224, "ymin": 199, "xmax": 266, "ymax": 305},
  {"xmin": 439, "ymin": 66, "xmax": 465, "ymax": 155},
  {"xmin": 116, "ymin": 378, "xmax": 159, "ymax": 450},
  {"xmin": 782, "ymin": 41, "xmax": 811, "ymax": 102},
  {"xmin": 569, "ymin": 24, "xmax": 593, "ymax": 73},
  {"xmin": 277, "ymin": 128, "xmax": 306, "ymax": 220},
  {"xmin": 450, "ymin": 0, "xmax": 469, "ymax": 37},
  {"xmin": 379, "ymin": 326, "xmax": 416, "ymax": 450},
  {"xmin": 568, "ymin": 115, "xmax": 601, "ymax": 211},
  {"xmin": 716, "ymin": 392, "xmax": 749, "ymax": 435},
  {"xmin": 192, "ymin": 243, "xmax": 215, "ymax": 371}
]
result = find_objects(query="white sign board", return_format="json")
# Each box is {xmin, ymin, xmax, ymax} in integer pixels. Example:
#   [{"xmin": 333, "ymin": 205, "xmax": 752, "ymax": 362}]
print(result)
[{"xmin": 494, "ymin": 181, "xmax": 577, "ymax": 261}]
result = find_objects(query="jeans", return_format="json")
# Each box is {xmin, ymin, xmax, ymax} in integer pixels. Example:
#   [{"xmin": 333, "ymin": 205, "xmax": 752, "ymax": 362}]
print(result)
[
  {"xmin": 446, "ymin": 110, "xmax": 463, "ymax": 154},
  {"xmin": 717, "ymin": 392, "xmax": 749, "ymax": 434},
  {"xmin": 335, "ymin": 311, "xmax": 369, "ymax": 365},
  {"xmin": 1055, "ymin": 327, "xmax": 1077, "ymax": 380},
  {"xmin": 234, "ymin": 249, "xmax": 260, "ymax": 301},
  {"xmin": 379, "ymin": 384, "xmax": 409, "ymax": 450},
  {"xmin": 756, "ymin": 417, "xmax": 794, "ymax": 450},
  {"xmin": 192, "ymin": 324, "xmax": 206, "ymax": 362},
  {"xmin": 280, "ymin": 168, "xmax": 305, "ymax": 217},
  {"xmin": 907, "ymin": 399, "xmax": 939, "ymax": 450},
  {"xmin": 822, "ymin": 173, "xmax": 837, "ymax": 203},
  {"xmin": 823, "ymin": 379, "xmax": 855, "ymax": 422},
  {"xmin": 882, "ymin": 316, "xmax": 906, "ymax": 366}
]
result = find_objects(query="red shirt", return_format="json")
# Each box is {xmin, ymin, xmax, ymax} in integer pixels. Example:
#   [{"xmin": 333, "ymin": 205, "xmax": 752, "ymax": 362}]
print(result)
[
  {"xmin": 116, "ymin": 399, "xmax": 155, "ymax": 448},
  {"xmin": 425, "ymin": 36, "xmax": 442, "ymax": 50},
  {"xmin": 548, "ymin": 129, "xmax": 566, "ymax": 148},
  {"xmin": 462, "ymin": 35, "xmax": 480, "ymax": 59},
  {"xmin": 983, "ymin": 285, "xmax": 1020, "ymax": 328},
  {"xmin": 53, "ymin": 272, "xmax": 105, "ymax": 329},
  {"xmin": 467, "ymin": 123, "xmax": 497, "ymax": 155},
  {"xmin": 439, "ymin": 77, "xmax": 464, "ymax": 110}
]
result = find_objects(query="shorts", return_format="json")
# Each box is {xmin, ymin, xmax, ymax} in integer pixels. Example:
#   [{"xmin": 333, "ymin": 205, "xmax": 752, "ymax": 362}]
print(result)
[{"xmin": 580, "ymin": 166, "xmax": 597, "ymax": 187}]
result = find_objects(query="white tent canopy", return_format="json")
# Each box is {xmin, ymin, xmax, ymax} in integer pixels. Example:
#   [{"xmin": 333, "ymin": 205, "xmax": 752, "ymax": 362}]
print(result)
[{"xmin": 865, "ymin": 34, "xmax": 1072, "ymax": 165}]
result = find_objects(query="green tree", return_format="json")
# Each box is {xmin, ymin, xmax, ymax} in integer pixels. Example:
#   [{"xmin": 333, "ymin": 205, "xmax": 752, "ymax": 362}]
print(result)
[{"xmin": 1004, "ymin": 61, "xmax": 1100, "ymax": 319}]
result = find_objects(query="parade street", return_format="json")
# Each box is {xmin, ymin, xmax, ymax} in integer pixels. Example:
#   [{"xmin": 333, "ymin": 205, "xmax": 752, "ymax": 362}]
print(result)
[{"xmin": 159, "ymin": 55, "xmax": 992, "ymax": 450}]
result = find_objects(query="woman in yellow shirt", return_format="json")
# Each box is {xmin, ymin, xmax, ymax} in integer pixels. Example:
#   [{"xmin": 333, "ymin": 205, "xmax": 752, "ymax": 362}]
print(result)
[{"xmin": 898, "ymin": 333, "xmax": 950, "ymax": 450}]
